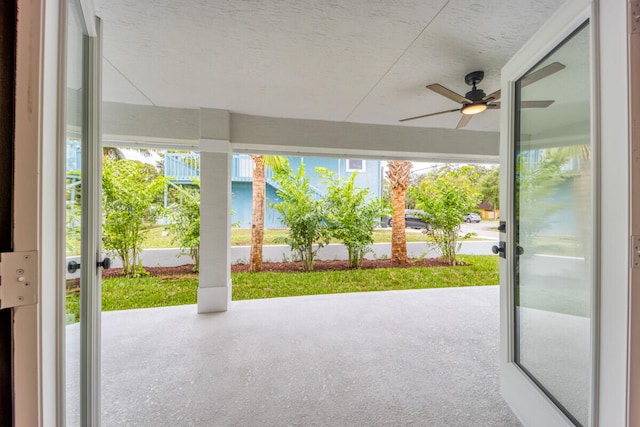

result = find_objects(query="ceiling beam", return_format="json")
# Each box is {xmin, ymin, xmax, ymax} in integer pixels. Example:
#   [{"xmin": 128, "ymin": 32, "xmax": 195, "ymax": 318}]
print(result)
[{"xmin": 102, "ymin": 102, "xmax": 499, "ymax": 162}]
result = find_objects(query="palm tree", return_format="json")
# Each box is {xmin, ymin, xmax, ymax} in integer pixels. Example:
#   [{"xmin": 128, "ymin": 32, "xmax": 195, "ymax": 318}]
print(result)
[
  {"xmin": 249, "ymin": 154, "xmax": 285, "ymax": 272},
  {"xmin": 386, "ymin": 160, "xmax": 412, "ymax": 264}
]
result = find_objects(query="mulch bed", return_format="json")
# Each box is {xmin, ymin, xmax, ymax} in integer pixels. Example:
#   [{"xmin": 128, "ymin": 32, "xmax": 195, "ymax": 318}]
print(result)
[
  {"xmin": 98, "ymin": 257, "xmax": 451, "ymax": 279},
  {"xmin": 66, "ymin": 258, "xmax": 454, "ymax": 291}
]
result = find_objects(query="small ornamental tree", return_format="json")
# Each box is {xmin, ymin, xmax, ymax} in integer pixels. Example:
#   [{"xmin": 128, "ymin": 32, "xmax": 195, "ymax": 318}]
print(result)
[
  {"xmin": 319, "ymin": 168, "xmax": 389, "ymax": 269},
  {"xmin": 479, "ymin": 167, "xmax": 500, "ymax": 218},
  {"xmin": 166, "ymin": 180, "xmax": 201, "ymax": 272},
  {"xmin": 410, "ymin": 167, "xmax": 482, "ymax": 266},
  {"xmin": 270, "ymin": 160, "xmax": 330, "ymax": 271},
  {"xmin": 102, "ymin": 158, "xmax": 165, "ymax": 277}
]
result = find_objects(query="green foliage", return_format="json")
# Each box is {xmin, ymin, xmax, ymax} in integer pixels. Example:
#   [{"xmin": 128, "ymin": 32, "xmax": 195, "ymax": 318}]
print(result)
[
  {"xmin": 319, "ymin": 168, "xmax": 389, "ymax": 268},
  {"xmin": 410, "ymin": 166, "xmax": 482, "ymax": 265},
  {"xmin": 166, "ymin": 179, "xmax": 201, "ymax": 272},
  {"xmin": 102, "ymin": 158, "xmax": 165, "ymax": 277},
  {"xmin": 479, "ymin": 166, "xmax": 500, "ymax": 210},
  {"xmin": 270, "ymin": 160, "xmax": 331, "ymax": 271},
  {"xmin": 65, "ymin": 170, "xmax": 82, "ymax": 256},
  {"xmin": 516, "ymin": 149, "xmax": 571, "ymax": 240}
]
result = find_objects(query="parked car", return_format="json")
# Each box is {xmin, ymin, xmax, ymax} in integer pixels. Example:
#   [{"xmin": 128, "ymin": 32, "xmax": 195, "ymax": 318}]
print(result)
[
  {"xmin": 386, "ymin": 209, "xmax": 432, "ymax": 230},
  {"xmin": 464, "ymin": 212, "xmax": 482, "ymax": 223}
]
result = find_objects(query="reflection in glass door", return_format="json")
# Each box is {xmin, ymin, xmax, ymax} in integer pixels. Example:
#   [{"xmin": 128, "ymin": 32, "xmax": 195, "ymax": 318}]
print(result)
[
  {"xmin": 64, "ymin": 1, "xmax": 85, "ymax": 425},
  {"xmin": 513, "ymin": 22, "xmax": 592, "ymax": 426}
]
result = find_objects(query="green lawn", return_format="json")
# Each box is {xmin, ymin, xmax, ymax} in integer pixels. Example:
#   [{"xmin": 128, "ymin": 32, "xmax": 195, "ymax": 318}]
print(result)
[
  {"xmin": 142, "ymin": 226, "xmax": 475, "ymax": 249},
  {"xmin": 65, "ymin": 255, "xmax": 498, "ymax": 322}
]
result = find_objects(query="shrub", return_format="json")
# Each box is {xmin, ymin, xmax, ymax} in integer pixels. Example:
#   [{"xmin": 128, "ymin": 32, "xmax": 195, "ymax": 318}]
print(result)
[
  {"xmin": 102, "ymin": 158, "xmax": 165, "ymax": 277},
  {"xmin": 270, "ymin": 160, "xmax": 330, "ymax": 271},
  {"xmin": 319, "ymin": 168, "xmax": 389, "ymax": 268},
  {"xmin": 166, "ymin": 181, "xmax": 201, "ymax": 272},
  {"xmin": 410, "ymin": 167, "xmax": 482, "ymax": 265}
]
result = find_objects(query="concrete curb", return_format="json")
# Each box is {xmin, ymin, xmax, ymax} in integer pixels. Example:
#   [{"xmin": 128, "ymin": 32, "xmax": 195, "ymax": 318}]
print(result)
[{"xmin": 66, "ymin": 240, "xmax": 498, "ymax": 279}]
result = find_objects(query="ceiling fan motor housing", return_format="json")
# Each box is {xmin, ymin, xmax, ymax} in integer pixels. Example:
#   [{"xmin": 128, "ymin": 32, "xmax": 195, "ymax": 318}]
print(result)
[
  {"xmin": 465, "ymin": 88, "xmax": 486, "ymax": 102},
  {"xmin": 464, "ymin": 70, "xmax": 486, "ymax": 102}
]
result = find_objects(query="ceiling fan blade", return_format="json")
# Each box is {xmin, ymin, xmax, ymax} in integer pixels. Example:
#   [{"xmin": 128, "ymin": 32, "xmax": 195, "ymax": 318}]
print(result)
[
  {"xmin": 481, "ymin": 62, "xmax": 564, "ymax": 102},
  {"xmin": 399, "ymin": 108, "xmax": 460, "ymax": 122},
  {"xmin": 456, "ymin": 114, "xmax": 473, "ymax": 129},
  {"xmin": 426, "ymin": 84, "xmax": 472, "ymax": 104},
  {"xmin": 483, "ymin": 100, "xmax": 553, "ymax": 110},
  {"xmin": 521, "ymin": 62, "xmax": 565, "ymax": 88},
  {"xmin": 521, "ymin": 100, "xmax": 554, "ymax": 108},
  {"xmin": 483, "ymin": 89, "xmax": 501, "ymax": 102}
]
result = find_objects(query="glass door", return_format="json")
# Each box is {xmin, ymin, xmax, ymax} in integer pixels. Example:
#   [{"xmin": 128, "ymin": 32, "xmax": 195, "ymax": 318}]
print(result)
[
  {"xmin": 64, "ymin": 1, "xmax": 101, "ymax": 425},
  {"xmin": 499, "ymin": 0, "xmax": 596, "ymax": 426},
  {"xmin": 64, "ymin": 2, "xmax": 85, "ymax": 423}
]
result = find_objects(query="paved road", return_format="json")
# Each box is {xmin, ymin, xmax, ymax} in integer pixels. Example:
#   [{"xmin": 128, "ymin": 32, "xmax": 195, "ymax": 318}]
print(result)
[{"xmin": 460, "ymin": 220, "xmax": 499, "ymax": 240}]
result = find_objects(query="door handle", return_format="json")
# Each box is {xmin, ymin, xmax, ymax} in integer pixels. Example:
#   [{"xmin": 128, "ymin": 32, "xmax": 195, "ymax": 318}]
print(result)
[
  {"xmin": 491, "ymin": 243, "xmax": 524, "ymax": 259},
  {"xmin": 492, "ymin": 241, "xmax": 506, "ymax": 258},
  {"xmin": 67, "ymin": 257, "xmax": 111, "ymax": 274},
  {"xmin": 97, "ymin": 257, "xmax": 111, "ymax": 269},
  {"xmin": 67, "ymin": 260, "xmax": 81, "ymax": 274}
]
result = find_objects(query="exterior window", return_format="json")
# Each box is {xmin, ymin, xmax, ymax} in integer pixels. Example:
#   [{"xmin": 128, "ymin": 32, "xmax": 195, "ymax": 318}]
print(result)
[{"xmin": 346, "ymin": 159, "xmax": 366, "ymax": 172}]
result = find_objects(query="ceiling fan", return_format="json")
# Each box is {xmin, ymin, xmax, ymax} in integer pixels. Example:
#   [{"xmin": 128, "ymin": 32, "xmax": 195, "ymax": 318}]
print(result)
[{"xmin": 399, "ymin": 62, "xmax": 565, "ymax": 129}]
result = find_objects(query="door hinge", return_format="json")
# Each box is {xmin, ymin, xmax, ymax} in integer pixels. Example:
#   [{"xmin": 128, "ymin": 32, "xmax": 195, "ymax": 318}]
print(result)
[{"xmin": 0, "ymin": 251, "xmax": 37, "ymax": 309}]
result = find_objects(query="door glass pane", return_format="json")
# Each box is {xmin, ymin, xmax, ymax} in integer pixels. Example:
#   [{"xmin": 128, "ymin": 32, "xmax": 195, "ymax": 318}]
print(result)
[
  {"xmin": 65, "ymin": 1, "xmax": 84, "ymax": 424},
  {"xmin": 514, "ymin": 22, "xmax": 592, "ymax": 426}
]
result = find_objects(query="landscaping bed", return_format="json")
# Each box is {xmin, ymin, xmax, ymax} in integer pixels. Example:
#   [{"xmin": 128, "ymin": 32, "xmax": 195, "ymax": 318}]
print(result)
[
  {"xmin": 98, "ymin": 257, "xmax": 453, "ymax": 279},
  {"xmin": 64, "ymin": 255, "xmax": 498, "ymax": 323}
]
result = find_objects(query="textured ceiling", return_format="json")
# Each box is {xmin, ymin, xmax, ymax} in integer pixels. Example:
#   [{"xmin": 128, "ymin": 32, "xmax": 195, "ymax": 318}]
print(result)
[{"xmin": 95, "ymin": 0, "xmax": 565, "ymax": 132}]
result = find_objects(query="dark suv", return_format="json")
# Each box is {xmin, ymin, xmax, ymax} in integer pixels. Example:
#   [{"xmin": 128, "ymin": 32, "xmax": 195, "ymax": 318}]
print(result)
[{"xmin": 386, "ymin": 209, "xmax": 432, "ymax": 230}]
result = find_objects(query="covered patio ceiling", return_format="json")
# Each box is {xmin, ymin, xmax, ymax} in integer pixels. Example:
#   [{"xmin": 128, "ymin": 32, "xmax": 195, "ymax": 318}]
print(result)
[
  {"xmin": 95, "ymin": 0, "xmax": 564, "ymax": 132},
  {"xmin": 94, "ymin": 0, "xmax": 565, "ymax": 161}
]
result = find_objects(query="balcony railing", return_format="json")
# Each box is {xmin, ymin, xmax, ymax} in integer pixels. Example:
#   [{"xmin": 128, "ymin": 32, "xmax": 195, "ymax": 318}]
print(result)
[
  {"xmin": 165, "ymin": 152, "xmax": 201, "ymax": 184},
  {"xmin": 165, "ymin": 153, "xmax": 275, "ymax": 184}
]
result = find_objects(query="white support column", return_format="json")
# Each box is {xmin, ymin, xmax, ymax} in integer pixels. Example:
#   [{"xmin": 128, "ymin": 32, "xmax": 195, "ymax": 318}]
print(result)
[{"xmin": 198, "ymin": 139, "xmax": 233, "ymax": 313}]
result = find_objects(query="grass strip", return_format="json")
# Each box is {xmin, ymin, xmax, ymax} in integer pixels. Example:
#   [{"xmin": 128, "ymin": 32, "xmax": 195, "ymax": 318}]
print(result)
[
  {"xmin": 65, "ymin": 255, "xmax": 498, "ymax": 322},
  {"xmin": 232, "ymin": 256, "xmax": 497, "ymax": 300}
]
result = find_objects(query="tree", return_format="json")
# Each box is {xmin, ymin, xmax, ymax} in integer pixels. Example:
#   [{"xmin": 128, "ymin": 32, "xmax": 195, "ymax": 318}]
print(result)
[
  {"xmin": 249, "ymin": 155, "xmax": 285, "ymax": 272},
  {"xmin": 166, "ymin": 180, "xmax": 201, "ymax": 272},
  {"xmin": 386, "ymin": 160, "xmax": 412, "ymax": 263},
  {"xmin": 102, "ymin": 158, "xmax": 165, "ymax": 277},
  {"xmin": 410, "ymin": 167, "xmax": 482, "ymax": 265},
  {"xmin": 516, "ymin": 150, "xmax": 570, "ymax": 242},
  {"xmin": 479, "ymin": 167, "xmax": 500, "ymax": 218},
  {"xmin": 319, "ymin": 168, "xmax": 389, "ymax": 268},
  {"xmin": 270, "ymin": 160, "xmax": 331, "ymax": 271}
]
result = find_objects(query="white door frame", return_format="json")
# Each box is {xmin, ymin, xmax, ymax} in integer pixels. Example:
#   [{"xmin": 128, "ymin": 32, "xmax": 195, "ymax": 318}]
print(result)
[
  {"xmin": 79, "ymin": 13, "xmax": 103, "ymax": 427},
  {"xmin": 499, "ymin": 0, "xmax": 596, "ymax": 425},
  {"xmin": 12, "ymin": 0, "xmax": 99, "ymax": 425}
]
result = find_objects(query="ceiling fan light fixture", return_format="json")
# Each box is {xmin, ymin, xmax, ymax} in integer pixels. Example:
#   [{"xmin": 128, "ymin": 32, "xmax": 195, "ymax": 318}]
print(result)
[{"xmin": 461, "ymin": 103, "xmax": 487, "ymax": 115}]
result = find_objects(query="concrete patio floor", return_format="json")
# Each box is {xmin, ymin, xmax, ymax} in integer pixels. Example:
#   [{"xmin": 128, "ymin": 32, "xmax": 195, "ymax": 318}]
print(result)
[{"xmin": 72, "ymin": 286, "xmax": 521, "ymax": 426}]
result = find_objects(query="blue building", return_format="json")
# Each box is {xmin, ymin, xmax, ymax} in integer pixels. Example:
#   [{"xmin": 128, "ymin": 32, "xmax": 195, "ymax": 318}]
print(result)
[{"xmin": 165, "ymin": 153, "xmax": 383, "ymax": 228}]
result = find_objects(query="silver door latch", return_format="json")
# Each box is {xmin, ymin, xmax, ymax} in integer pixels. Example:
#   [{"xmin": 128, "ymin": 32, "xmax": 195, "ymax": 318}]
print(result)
[{"xmin": 0, "ymin": 251, "xmax": 37, "ymax": 309}]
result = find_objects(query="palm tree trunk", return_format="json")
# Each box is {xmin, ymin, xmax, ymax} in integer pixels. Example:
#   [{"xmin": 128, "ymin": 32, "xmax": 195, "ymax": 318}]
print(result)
[
  {"xmin": 391, "ymin": 185, "xmax": 408, "ymax": 263},
  {"xmin": 386, "ymin": 160, "xmax": 412, "ymax": 264},
  {"xmin": 249, "ymin": 155, "xmax": 265, "ymax": 272}
]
